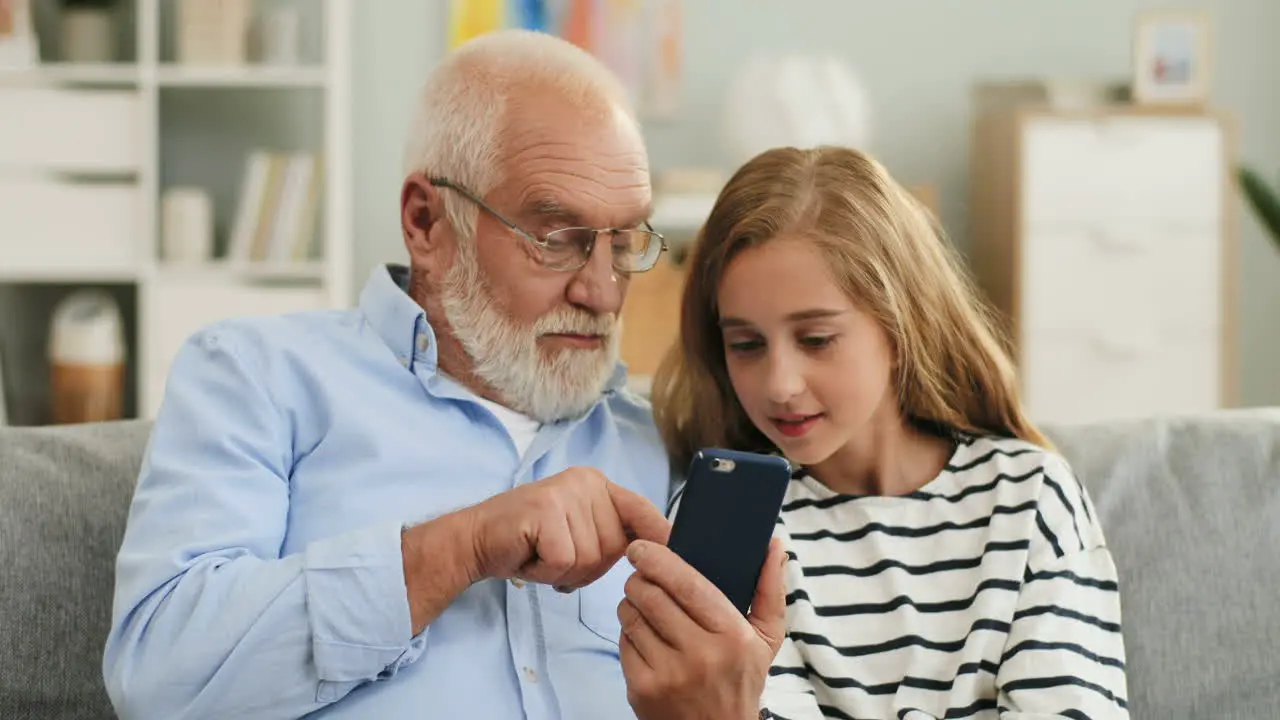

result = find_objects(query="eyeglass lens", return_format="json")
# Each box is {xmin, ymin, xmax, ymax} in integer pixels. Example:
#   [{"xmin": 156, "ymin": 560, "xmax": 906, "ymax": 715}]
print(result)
[{"xmin": 541, "ymin": 228, "xmax": 662, "ymax": 271}]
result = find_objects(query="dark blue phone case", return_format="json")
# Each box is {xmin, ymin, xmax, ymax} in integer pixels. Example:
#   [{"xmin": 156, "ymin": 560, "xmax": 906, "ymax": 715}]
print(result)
[{"xmin": 666, "ymin": 448, "xmax": 793, "ymax": 615}]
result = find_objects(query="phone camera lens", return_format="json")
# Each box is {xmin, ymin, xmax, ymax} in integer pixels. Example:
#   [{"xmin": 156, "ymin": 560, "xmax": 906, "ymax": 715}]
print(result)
[{"xmin": 711, "ymin": 458, "xmax": 736, "ymax": 473}]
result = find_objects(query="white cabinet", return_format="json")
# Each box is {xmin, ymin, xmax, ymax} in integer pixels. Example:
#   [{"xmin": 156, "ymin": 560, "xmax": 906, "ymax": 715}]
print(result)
[
  {"xmin": 0, "ymin": 88, "xmax": 142, "ymax": 173},
  {"xmin": 1021, "ymin": 116, "xmax": 1223, "ymax": 226},
  {"xmin": 970, "ymin": 104, "xmax": 1234, "ymax": 425},
  {"xmin": 141, "ymin": 280, "xmax": 330, "ymax": 419},
  {"xmin": 0, "ymin": 179, "xmax": 142, "ymax": 276}
]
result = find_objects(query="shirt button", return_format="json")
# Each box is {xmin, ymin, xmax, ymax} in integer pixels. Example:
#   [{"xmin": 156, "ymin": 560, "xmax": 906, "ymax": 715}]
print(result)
[
  {"xmin": 523, "ymin": 666, "xmax": 538, "ymax": 683},
  {"xmin": 510, "ymin": 577, "xmax": 526, "ymax": 589},
  {"xmin": 416, "ymin": 333, "xmax": 429, "ymax": 351},
  {"xmin": 399, "ymin": 355, "xmax": 409, "ymax": 368}
]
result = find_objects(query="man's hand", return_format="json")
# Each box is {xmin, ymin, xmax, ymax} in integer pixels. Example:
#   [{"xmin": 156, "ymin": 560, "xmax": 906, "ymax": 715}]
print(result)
[
  {"xmin": 402, "ymin": 467, "xmax": 672, "ymax": 635},
  {"xmin": 467, "ymin": 466, "xmax": 673, "ymax": 588},
  {"xmin": 619, "ymin": 536, "xmax": 788, "ymax": 720}
]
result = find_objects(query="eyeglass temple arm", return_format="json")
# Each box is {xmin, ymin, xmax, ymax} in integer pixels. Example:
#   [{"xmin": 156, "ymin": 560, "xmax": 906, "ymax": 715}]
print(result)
[{"xmin": 427, "ymin": 176, "xmax": 534, "ymax": 239}]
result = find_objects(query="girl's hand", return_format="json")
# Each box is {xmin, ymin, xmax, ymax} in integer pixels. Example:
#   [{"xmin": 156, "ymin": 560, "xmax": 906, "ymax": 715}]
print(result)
[{"xmin": 618, "ymin": 536, "xmax": 788, "ymax": 720}]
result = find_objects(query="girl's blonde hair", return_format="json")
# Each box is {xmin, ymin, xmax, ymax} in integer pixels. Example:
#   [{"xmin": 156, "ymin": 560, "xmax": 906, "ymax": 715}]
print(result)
[{"xmin": 651, "ymin": 145, "xmax": 1050, "ymax": 470}]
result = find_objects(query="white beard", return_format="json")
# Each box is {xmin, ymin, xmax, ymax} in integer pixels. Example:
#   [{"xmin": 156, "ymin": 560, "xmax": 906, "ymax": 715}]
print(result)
[{"xmin": 438, "ymin": 248, "xmax": 619, "ymax": 423}]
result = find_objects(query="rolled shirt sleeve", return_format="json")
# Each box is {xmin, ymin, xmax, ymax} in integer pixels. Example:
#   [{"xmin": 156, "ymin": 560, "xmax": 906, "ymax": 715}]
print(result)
[{"xmin": 103, "ymin": 326, "xmax": 427, "ymax": 719}]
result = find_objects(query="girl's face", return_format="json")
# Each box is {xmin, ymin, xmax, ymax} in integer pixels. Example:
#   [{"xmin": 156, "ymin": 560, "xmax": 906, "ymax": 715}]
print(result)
[{"xmin": 716, "ymin": 235, "xmax": 898, "ymax": 467}]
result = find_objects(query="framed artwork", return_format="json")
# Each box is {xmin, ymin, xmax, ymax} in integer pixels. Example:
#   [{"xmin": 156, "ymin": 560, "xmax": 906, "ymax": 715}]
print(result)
[
  {"xmin": 1131, "ymin": 10, "xmax": 1212, "ymax": 107},
  {"xmin": 448, "ymin": 0, "xmax": 683, "ymax": 118}
]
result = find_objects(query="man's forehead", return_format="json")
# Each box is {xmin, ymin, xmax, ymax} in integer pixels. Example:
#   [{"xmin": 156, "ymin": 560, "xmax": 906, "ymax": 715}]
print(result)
[
  {"xmin": 517, "ymin": 183, "xmax": 653, "ymax": 227},
  {"xmin": 498, "ymin": 95, "xmax": 646, "ymax": 166},
  {"xmin": 491, "ymin": 96, "xmax": 651, "ymax": 224},
  {"xmin": 493, "ymin": 146, "xmax": 651, "ymax": 224}
]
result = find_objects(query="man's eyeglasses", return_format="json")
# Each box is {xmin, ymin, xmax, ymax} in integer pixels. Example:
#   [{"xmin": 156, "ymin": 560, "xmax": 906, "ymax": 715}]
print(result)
[{"xmin": 429, "ymin": 177, "xmax": 668, "ymax": 273}]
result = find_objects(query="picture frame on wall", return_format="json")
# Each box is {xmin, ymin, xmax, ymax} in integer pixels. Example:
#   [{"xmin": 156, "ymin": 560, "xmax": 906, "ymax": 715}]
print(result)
[{"xmin": 1131, "ymin": 10, "xmax": 1212, "ymax": 107}]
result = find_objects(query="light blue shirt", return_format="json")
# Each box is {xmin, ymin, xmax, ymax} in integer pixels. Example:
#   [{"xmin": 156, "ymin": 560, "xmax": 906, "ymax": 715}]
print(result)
[{"xmin": 103, "ymin": 264, "xmax": 675, "ymax": 720}]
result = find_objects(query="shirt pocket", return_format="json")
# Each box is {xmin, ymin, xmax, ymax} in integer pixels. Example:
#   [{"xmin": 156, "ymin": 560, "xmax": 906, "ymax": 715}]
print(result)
[{"xmin": 577, "ymin": 556, "xmax": 634, "ymax": 646}]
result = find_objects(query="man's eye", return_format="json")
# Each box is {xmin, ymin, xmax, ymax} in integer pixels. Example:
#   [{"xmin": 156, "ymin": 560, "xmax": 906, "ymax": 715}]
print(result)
[
  {"xmin": 610, "ymin": 230, "xmax": 647, "ymax": 253},
  {"xmin": 543, "ymin": 229, "xmax": 587, "ymax": 251}
]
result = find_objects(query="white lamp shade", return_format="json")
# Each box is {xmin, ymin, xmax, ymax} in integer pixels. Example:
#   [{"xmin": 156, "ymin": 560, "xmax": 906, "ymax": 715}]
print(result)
[{"xmin": 723, "ymin": 54, "xmax": 872, "ymax": 168}]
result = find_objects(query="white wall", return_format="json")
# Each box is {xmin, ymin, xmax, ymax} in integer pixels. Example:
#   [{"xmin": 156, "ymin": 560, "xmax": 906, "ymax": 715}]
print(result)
[{"xmin": 350, "ymin": 1, "xmax": 445, "ymax": 292}]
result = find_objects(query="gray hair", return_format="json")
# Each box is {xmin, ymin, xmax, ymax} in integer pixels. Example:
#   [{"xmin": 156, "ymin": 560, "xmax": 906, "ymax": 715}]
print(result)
[{"xmin": 402, "ymin": 29, "xmax": 638, "ymax": 242}]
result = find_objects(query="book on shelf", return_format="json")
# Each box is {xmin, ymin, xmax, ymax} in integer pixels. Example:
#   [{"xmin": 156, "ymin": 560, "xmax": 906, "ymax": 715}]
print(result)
[{"xmin": 226, "ymin": 149, "xmax": 324, "ymax": 267}]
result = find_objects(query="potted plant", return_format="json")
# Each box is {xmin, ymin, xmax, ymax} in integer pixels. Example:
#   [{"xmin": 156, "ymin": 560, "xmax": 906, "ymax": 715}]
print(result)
[{"xmin": 1238, "ymin": 166, "xmax": 1280, "ymax": 252}]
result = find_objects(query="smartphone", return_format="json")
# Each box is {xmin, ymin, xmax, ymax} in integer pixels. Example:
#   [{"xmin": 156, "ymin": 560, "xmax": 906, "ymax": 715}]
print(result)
[{"xmin": 666, "ymin": 448, "xmax": 793, "ymax": 615}]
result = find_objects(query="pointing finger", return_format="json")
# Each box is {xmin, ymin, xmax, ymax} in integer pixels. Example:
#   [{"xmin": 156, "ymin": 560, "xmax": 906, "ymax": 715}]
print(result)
[{"xmin": 607, "ymin": 483, "xmax": 671, "ymax": 545}]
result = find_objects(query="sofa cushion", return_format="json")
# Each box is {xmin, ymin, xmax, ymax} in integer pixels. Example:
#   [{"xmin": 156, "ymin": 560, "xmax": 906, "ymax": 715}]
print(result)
[
  {"xmin": 0, "ymin": 420, "xmax": 152, "ymax": 720},
  {"xmin": 1046, "ymin": 408, "xmax": 1280, "ymax": 720}
]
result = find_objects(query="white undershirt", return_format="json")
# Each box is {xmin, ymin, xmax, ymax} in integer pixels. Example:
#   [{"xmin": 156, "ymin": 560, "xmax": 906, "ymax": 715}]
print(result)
[
  {"xmin": 436, "ymin": 370, "xmax": 542, "ymax": 458},
  {"xmin": 473, "ymin": 394, "xmax": 541, "ymax": 458}
]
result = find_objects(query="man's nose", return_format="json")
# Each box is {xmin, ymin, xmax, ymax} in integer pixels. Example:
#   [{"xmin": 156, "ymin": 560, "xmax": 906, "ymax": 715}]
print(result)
[{"xmin": 565, "ymin": 238, "xmax": 623, "ymax": 315}]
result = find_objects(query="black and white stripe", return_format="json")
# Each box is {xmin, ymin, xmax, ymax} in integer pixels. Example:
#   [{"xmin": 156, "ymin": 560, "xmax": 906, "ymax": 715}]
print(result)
[{"xmin": 761, "ymin": 435, "xmax": 1129, "ymax": 720}]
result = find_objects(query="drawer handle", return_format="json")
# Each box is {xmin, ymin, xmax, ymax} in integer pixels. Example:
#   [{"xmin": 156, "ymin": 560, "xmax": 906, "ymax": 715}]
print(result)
[
  {"xmin": 1091, "ymin": 336, "xmax": 1144, "ymax": 359},
  {"xmin": 1095, "ymin": 119, "xmax": 1144, "ymax": 145},
  {"xmin": 1091, "ymin": 227, "xmax": 1150, "ymax": 253}
]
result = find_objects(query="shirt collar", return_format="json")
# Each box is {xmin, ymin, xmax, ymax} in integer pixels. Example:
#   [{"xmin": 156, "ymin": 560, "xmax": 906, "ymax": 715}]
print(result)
[
  {"xmin": 357, "ymin": 262, "xmax": 630, "ymax": 394},
  {"xmin": 358, "ymin": 263, "xmax": 438, "ymax": 374}
]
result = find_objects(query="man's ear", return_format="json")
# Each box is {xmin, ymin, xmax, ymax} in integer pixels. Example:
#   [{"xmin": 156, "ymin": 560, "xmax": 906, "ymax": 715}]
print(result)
[{"xmin": 401, "ymin": 172, "xmax": 444, "ymax": 262}]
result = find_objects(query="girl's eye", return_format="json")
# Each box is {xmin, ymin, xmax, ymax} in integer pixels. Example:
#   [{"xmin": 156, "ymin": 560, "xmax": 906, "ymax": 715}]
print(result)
[
  {"xmin": 800, "ymin": 335, "xmax": 836, "ymax": 349},
  {"xmin": 726, "ymin": 339, "xmax": 764, "ymax": 354}
]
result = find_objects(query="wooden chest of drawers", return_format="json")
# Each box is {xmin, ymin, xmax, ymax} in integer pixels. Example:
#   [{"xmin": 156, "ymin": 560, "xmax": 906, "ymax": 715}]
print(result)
[{"xmin": 969, "ymin": 103, "xmax": 1236, "ymax": 425}]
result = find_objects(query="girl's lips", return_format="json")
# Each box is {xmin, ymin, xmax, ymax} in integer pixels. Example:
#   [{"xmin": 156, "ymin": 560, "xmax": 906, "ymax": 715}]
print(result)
[{"xmin": 772, "ymin": 414, "xmax": 823, "ymax": 438}]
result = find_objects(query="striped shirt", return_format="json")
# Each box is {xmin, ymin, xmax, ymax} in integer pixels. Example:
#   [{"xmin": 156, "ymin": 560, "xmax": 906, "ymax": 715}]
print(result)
[{"xmin": 761, "ymin": 434, "xmax": 1130, "ymax": 720}]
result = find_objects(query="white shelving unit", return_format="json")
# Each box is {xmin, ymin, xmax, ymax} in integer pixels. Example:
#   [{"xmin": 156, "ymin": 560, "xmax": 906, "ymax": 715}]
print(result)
[{"xmin": 0, "ymin": 0, "xmax": 352, "ymax": 424}]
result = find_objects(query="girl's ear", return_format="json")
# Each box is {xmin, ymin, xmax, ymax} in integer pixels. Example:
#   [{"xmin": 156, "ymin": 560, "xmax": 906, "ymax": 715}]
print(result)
[{"xmin": 401, "ymin": 172, "xmax": 446, "ymax": 262}]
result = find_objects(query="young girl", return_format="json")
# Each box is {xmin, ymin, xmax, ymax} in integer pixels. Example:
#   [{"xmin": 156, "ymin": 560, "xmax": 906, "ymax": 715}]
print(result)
[{"xmin": 651, "ymin": 146, "xmax": 1129, "ymax": 719}]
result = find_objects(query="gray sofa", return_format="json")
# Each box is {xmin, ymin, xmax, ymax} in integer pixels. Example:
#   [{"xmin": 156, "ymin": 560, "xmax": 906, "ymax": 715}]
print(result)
[{"xmin": 1, "ymin": 409, "xmax": 1278, "ymax": 719}]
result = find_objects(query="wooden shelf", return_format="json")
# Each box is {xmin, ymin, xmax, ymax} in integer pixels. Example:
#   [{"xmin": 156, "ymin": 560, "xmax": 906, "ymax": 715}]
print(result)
[
  {"xmin": 0, "ymin": 266, "xmax": 141, "ymax": 284},
  {"xmin": 0, "ymin": 63, "xmax": 140, "ymax": 87},
  {"xmin": 152, "ymin": 261, "xmax": 327, "ymax": 284},
  {"xmin": 0, "ymin": 64, "xmax": 326, "ymax": 89},
  {"xmin": 157, "ymin": 65, "xmax": 328, "ymax": 88}
]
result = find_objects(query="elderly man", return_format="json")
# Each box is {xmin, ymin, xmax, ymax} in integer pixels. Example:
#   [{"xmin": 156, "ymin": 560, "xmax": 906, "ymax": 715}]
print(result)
[{"xmin": 102, "ymin": 29, "xmax": 784, "ymax": 720}]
